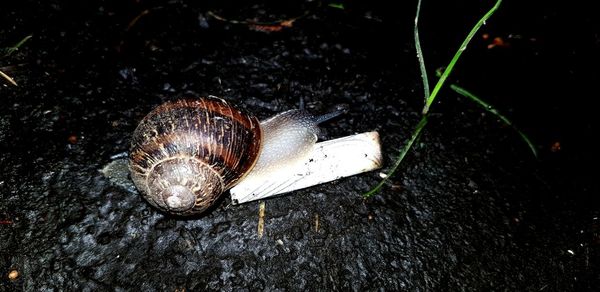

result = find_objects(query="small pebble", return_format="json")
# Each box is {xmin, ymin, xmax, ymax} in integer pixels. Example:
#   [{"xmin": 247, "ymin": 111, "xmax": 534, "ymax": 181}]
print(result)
[{"xmin": 8, "ymin": 269, "xmax": 19, "ymax": 281}]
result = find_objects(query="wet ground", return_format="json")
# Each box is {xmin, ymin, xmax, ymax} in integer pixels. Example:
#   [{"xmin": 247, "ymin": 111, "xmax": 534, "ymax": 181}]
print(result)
[{"xmin": 1, "ymin": 0, "xmax": 599, "ymax": 290}]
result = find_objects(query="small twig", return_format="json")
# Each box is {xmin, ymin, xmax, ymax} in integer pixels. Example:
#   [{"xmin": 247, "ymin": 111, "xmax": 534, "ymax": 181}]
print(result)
[
  {"xmin": 207, "ymin": 11, "xmax": 242, "ymax": 24},
  {"xmin": 257, "ymin": 201, "xmax": 266, "ymax": 239},
  {"xmin": 314, "ymin": 213, "xmax": 319, "ymax": 232},
  {"xmin": 206, "ymin": 10, "xmax": 310, "ymax": 27},
  {"xmin": 127, "ymin": 9, "xmax": 150, "ymax": 31},
  {"xmin": 0, "ymin": 70, "xmax": 18, "ymax": 86}
]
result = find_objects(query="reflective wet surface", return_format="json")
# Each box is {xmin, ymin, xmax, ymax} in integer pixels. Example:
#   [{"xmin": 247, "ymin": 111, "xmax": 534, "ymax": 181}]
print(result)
[{"xmin": 1, "ymin": 1, "xmax": 598, "ymax": 290}]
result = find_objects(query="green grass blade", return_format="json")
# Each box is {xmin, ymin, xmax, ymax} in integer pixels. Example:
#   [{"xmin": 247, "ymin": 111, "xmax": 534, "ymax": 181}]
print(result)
[
  {"xmin": 422, "ymin": 0, "xmax": 502, "ymax": 114},
  {"xmin": 449, "ymin": 84, "xmax": 538, "ymax": 158},
  {"xmin": 363, "ymin": 116, "xmax": 428, "ymax": 198},
  {"xmin": 328, "ymin": 3, "xmax": 345, "ymax": 10},
  {"xmin": 364, "ymin": 0, "xmax": 503, "ymax": 197},
  {"xmin": 3, "ymin": 35, "xmax": 32, "ymax": 57},
  {"xmin": 414, "ymin": 0, "xmax": 430, "ymax": 103}
]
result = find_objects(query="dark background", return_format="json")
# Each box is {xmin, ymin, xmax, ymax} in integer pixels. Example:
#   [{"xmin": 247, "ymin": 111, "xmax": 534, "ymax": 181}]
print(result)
[{"xmin": 1, "ymin": 0, "xmax": 598, "ymax": 290}]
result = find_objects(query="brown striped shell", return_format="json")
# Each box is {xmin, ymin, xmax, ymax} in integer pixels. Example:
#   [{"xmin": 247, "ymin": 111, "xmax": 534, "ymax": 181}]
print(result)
[{"xmin": 129, "ymin": 97, "xmax": 262, "ymax": 215}]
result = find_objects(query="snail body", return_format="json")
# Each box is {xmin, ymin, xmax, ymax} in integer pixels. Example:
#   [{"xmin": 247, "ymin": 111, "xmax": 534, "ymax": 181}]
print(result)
[{"xmin": 129, "ymin": 97, "xmax": 338, "ymax": 216}]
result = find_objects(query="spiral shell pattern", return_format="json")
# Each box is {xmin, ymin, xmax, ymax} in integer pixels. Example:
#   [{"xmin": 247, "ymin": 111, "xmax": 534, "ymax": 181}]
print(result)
[{"xmin": 129, "ymin": 97, "xmax": 262, "ymax": 215}]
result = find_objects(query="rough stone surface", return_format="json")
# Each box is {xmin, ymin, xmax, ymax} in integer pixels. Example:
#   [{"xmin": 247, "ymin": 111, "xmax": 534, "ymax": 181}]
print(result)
[{"xmin": 1, "ymin": 0, "xmax": 598, "ymax": 290}]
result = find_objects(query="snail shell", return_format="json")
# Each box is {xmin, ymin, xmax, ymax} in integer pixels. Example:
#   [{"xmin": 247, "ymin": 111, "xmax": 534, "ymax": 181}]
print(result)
[
  {"xmin": 129, "ymin": 96, "xmax": 332, "ymax": 216},
  {"xmin": 129, "ymin": 97, "xmax": 262, "ymax": 215}
]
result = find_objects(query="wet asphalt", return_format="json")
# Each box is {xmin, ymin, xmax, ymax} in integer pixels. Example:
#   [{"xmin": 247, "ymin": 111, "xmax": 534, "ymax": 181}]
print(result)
[{"xmin": 1, "ymin": 0, "xmax": 598, "ymax": 290}]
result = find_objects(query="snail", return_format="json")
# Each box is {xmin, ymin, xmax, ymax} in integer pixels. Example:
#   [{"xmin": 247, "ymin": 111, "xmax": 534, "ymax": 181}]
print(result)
[{"xmin": 129, "ymin": 96, "xmax": 347, "ymax": 216}]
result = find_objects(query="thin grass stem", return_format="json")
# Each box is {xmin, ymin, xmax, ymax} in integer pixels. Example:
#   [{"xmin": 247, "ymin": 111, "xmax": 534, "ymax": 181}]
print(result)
[
  {"xmin": 364, "ymin": 0, "xmax": 503, "ymax": 197},
  {"xmin": 449, "ymin": 84, "xmax": 538, "ymax": 158},
  {"xmin": 363, "ymin": 116, "xmax": 428, "ymax": 198},
  {"xmin": 422, "ymin": 0, "xmax": 502, "ymax": 114},
  {"xmin": 414, "ymin": 0, "xmax": 430, "ymax": 103},
  {"xmin": 3, "ymin": 35, "xmax": 32, "ymax": 57}
]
